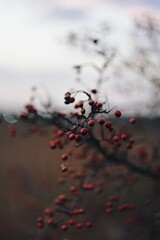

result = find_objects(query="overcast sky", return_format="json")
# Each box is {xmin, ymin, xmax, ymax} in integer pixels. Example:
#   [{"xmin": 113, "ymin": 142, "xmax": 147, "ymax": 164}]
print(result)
[{"xmin": 0, "ymin": 0, "xmax": 159, "ymax": 115}]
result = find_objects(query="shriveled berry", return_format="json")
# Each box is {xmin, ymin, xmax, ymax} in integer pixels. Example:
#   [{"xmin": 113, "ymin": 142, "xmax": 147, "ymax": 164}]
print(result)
[
  {"xmin": 91, "ymin": 89, "xmax": 97, "ymax": 94},
  {"xmin": 64, "ymin": 92, "xmax": 71, "ymax": 100},
  {"xmin": 81, "ymin": 108, "xmax": 86, "ymax": 114}
]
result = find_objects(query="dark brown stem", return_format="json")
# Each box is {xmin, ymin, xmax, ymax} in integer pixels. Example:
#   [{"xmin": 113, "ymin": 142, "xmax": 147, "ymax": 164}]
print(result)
[{"xmin": 89, "ymin": 131, "xmax": 160, "ymax": 180}]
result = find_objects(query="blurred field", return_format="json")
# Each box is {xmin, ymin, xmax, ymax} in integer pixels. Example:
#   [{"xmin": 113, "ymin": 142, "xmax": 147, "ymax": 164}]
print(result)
[{"xmin": 0, "ymin": 118, "xmax": 160, "ymax": 240}]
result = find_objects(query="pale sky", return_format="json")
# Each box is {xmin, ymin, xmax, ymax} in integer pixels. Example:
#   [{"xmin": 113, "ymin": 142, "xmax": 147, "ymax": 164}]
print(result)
[{"xmin": 0, "ymin": 0, "xmax": 159, "ymax": 115}]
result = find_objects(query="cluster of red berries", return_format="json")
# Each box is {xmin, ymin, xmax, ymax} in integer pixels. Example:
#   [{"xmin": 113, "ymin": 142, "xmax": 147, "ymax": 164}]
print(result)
[
  {"xmin": 25, "ymin": 104, "xmax": 37, "ymax": 114},
  {"xmin": 36, "ymin": 208, "xmax": 54, "ymax": 229},
  {"xmin": 111, "ymin": 132, "xmax": 135, "ymax": 149},
  {"xmin": 105, "ymin": 197, "xmax": 135, "ymax": 214},
  {"xmin": 64, "ymin": 92, "xmax": 75, "ymax": 105},
  {"xmin": 33, "ymin": 89, "xmax": 158, "ymax": 240}
]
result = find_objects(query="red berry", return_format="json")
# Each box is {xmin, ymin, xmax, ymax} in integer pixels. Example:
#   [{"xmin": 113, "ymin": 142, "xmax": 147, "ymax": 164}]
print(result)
[
  {"xmin": 83, "ymin": 183, "xmax": 94, "ymax": 190},
  {"xmin": 58, "ymin": 194, "xmax": 67, "ymax": 201},
  {"xmin": 64, "ymin": 92, "xmax": 71, "ymax": 100},
  {"xmin": 76, "ymin": 223, "xmax": 83, "ymax": 229},
  {"xmin": 47, "ymin": 218, "xmax": 54, "ymax": 225},
  {"xmin": 115, "ymin": 110, "xmax": 121, "ymax": 117},
  {"xmin": 91, "ymin": 89, "xmax": 97, "ymax": 94},
  {"xmin": 113, "ymin": 135, "xmax": 119, "ymax": 141},
  {"xmin": 78, "ymin": 208, "xmax": 85, "ymax": 214},
  {"xmin": 80, "ymin": 128, "xmax": 88, "ymax": 135},
  {"xmin": 44, "ymin": 208, "xmax": 53, "ymax": 216},
  {"xmin": 117, "ymin": 204, "xmax": 128, "ymax": 211},
  {"xmin": 69, "ymin": 133, "xmax": 75, "ymax": 140},
  {"xmin": 98, "ymin": 118, "xmax": 105, "ymax": 125},
  {"xmin": 74, "ymin": 103, "xmax": 79, "ymax": 108},
  {"xmin": 85, "ymin": 221, "xmax": 93, "ymax": 228},
  {"xmin": 36, "ymin": 222, "xmax": 44, "ymax": 228},
  {"xmin": 70, "ymin": 186, "xmax": 77, "ymax": 192},
  {"xmin": 75, "ymin": 134, "xmax": 82, "ymax": 141},
  {"xmin": 88, "ymin": 119, "xmax": 95, "ymax": 127},
  {"xmin": 66, "ymin": 131, "xmax": 72, "ymax": 136},
  {"xmin": 78, "ymin": 101, "xmax": 83, "ymax": 108},
  {"xmin": 61, "ymin": 224, "xmax": 68, "ymax": 231},
  {"xmin": 106, "ymin": 208, "xmax": 113, "ymax": 214},
  {"xmin": 68, "ymin": 219, "xmax": 75, "ymax": 225},
  {"xmin": 37, "ymin": 217, "xmax": 43, "ymax": 223},
  {"xmin": 57, "ymin": 177, "xmax": 65, "ymax": 184},
  {"xmin": 121, "ymin": 134, "xmax": 127, "ymax": 140},
  {"xmin": 60, "ymin": 163, "xmax": 68, "ymax": 172},
  {"xmin": 57, "ymin": 130, "xmax": 64, "ymax": 136},
  {"xmin": 8, "ymin": 126, "xmax": 16, "ymax": 137},
  {"xmin": 20, "ymin": 112, "xmax": 28, "ymax": 119},
  {"xmin": 115, "ymin": 142, "xmax": 121, "ymax": 147},
  {"xmin": 129, "ymin": 138, "xmax": 135, "ymax": 144},
  {"xmin": 108, "ymin": 195, "xmax": 119, "ymax": 202},
  {"xmin": 106, "ymin": 202, "xmax": 113, "ymax": 208},
  {"xmin": 88, "ymin": 99, "xmax": 95, "ymax": 106},
  {"xmin": 70, "ymin": 97, "xmax": 75, "ymax": 103},
  {"xmin": 129, "ymin": 117, "xmax": 136, "ymax": 124},
  {"xmin": 126, "ymin": 143, "xmax": 132, "ymax": 150},
  {"xmin": 105, "ymin": 121, "xmax": 111, "ymax": 128},
  {"xmin": 61, "ymin": 154, "xmax": 68, "ymax": 161},
  {"xmin": 95, "ymin": 102, "xmax": 102, "ymax": 109},
  {"xmin": 81, "ymin": 108, "xmax": 86, "ymax": 114},
  {"xmin": 54, "ymin": 138, "xmax": 61, "ymax": 144}
]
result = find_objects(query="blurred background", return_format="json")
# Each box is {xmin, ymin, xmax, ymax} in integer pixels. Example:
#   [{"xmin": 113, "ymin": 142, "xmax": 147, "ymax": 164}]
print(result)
[
  {"xmin": 0, "ymin": 1, "xmax": 160, "ymax": 240},
  {"xmin": 0, "ymin": 0, "xmax": 160, "ymax": 116}
]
